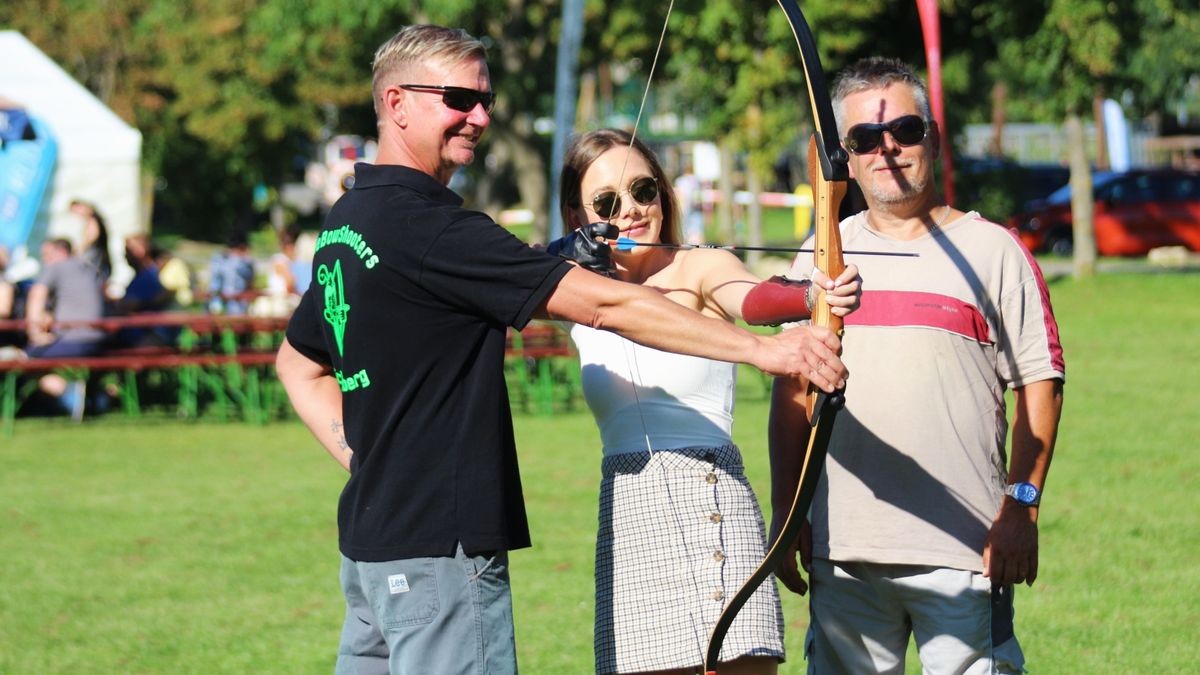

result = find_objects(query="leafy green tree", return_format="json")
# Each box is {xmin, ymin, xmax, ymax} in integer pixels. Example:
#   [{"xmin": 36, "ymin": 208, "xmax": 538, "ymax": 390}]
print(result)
[
  {"xmin": 978, "ymin": 0, "xmax": 1200, "ymax": 274},
  {"xmin": 1122, "ymin": 1, "xmax": 1200, "ymax": 120},
  {"xmin": 991, "ymin": 0, "xmax": 1120, "ymax": 274}
]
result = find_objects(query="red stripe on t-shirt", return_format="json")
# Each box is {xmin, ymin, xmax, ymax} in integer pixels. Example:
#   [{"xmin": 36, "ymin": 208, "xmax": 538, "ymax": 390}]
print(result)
[
  {"xmin": 1001, "ymin": 225, "xmax": 1066, "ymax": 373},
  {"xmin": 845, "ymin": 290, "xmax": 992, "ymax": 343}
]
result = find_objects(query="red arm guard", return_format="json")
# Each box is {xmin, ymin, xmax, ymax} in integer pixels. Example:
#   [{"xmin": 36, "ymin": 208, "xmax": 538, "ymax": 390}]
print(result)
[{"xmin": 741, "ymin": 275, "xmax": 814, "ymax": 326}]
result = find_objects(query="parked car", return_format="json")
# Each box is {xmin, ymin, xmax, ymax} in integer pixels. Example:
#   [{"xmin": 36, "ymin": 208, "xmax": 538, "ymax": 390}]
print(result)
[
  {"xmin": 956, "ymin": 156, "xmax": 1070, "ymax": 223},
  {"xmin": 1008, "ymin": 169, "xmax": 1200, "ymax": 256}
]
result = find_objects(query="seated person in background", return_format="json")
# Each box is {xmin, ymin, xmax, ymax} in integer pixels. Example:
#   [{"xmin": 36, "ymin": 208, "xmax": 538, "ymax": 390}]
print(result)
[
  {"xmin": 0, "ymin": 245, "xmax": 14, "ymax": 320},
  {"xmin": 24, "ymin": 238, "xmax": 106, "ymax": 416},
  {"xmin": 207, "ymin": 231, "xmax": 255, "ymax": 315},
  {"xmin": 68, "ymin": 199, "xmax": 113, "ymax": 284},
  {"xmin": 115, "ymin": 234, "xmax": 171, "ymax": 314},
  {"xmin": 0, "ymin": 245, "xmax": 24, "ymax": 349},
  {"xmin": 0, "ymin": 245, "xmax": 42, "ymax": 348},
  {"xmin": 114, "ymin": 234, "xmax": 175, "ymax": 346},
  {"xmin": 153, "ymin": 243, "xmax": 195, "ymax": 308},
  {"xmin": 291, "ymin": 230, "xmax": 314, "ymax": 294},
  {"xmin": 266, "ymin": 225, "xmax": 300, "ymax": 297},
  {"xmin": 255, "ymin": 225, "xmax": 308, "ymax": 316}
]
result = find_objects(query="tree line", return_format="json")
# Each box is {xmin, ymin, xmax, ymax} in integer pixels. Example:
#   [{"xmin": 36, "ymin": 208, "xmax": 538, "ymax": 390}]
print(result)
[{"xmin": 4, "ymin": 0, "xmax": 1197, "ymax": 269}]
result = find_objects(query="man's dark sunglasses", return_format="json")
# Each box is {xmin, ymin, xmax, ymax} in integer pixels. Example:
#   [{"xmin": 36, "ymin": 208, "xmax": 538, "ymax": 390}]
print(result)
[
  {"xmin": 843, "ymin": 114, "xmax": 929, "ymax": 155},
  {"xmin": 588, "ymin": 177, "xmax": 659, "ymax": 219},
  {"xmin": 398, "ymin": 84, "xmax": 496, "ymax": 114}
]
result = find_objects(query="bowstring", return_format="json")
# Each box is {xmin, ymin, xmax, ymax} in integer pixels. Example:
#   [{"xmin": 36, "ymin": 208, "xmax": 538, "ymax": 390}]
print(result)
[
  {"xmin": 614, "ymin": 0, "xmax": 674, "ymax": 188},
  {"xmin": 613, "ymin": 0, "xmax": 713, "ymax": 665},
  {"xmin": 615, "ymin": 0, "xmax": 674, "ymax": 456}
]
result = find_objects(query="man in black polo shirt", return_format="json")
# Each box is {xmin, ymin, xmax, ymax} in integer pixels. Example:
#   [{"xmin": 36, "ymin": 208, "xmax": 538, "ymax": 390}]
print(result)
[{"xmin": 277, "ymin": 24, "xmax": 847, "ymax": 675}]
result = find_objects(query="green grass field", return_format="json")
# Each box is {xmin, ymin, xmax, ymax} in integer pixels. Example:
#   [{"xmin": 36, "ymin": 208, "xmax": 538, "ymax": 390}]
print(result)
[{"xmin": 2, "ymin": 271, "xmax": 1198, "ymax": 673}]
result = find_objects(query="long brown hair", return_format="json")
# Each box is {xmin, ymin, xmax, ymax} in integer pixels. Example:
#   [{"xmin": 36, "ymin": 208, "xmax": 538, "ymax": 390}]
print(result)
[{"xmin": 558, "ymin": 129, "xmax": 681, "ymax": 245}]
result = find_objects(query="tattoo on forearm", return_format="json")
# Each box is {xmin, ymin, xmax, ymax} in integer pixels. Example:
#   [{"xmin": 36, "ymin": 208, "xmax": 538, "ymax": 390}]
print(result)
[{"xmin": 330, "ymin": 419, "xmax": 350, "ymax": 453}]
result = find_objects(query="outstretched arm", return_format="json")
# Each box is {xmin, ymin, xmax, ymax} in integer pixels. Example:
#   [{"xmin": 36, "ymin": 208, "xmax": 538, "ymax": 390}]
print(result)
[
  {"xmin": 739, "ymin": 267, "xmax": 862, "ymax": 326},
  {"xmin": 276, "ymin": 339, "xmax": 353, "ymax": 472},
  {"xmin": 538, "ymin": 266, "xmax": 847, "ymax": 390},
  {"xmin": 691, "ymin": 249, "xmax": 859, "ymax": 325}
]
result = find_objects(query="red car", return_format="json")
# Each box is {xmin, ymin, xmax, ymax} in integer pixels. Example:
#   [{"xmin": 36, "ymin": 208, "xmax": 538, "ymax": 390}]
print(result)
[{"xmin": 1008, "ymin": 169, "xmax": 1200, "ymax": 256}]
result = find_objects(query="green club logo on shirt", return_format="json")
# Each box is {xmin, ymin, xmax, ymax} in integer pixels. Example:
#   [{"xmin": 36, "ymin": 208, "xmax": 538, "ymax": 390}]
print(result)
[
  {"xmin": 318, "ymin": 260, "xmax": 350, "ymax": 357},
  {"xmin": 314, "ymin": 226, "xmax": 380, "ymax": 392}
]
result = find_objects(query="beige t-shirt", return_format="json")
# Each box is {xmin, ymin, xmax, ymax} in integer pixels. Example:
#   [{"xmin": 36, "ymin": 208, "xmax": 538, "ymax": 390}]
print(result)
[{"xmin": 788, "ymin": 211, "xmax": 1065, "ymax": 572}]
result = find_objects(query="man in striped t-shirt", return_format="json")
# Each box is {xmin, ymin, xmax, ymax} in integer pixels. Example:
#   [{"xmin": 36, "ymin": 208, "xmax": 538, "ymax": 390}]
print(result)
[{"xmin": 770, "ymin": 57, "xmax": 1064, "ymax": 674}]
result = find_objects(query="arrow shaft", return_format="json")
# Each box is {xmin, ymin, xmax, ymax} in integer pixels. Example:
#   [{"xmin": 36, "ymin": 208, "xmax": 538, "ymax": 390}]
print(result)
[{"xmin": 611, "ymin": 238, "xmax": 916, "ymax": 257}]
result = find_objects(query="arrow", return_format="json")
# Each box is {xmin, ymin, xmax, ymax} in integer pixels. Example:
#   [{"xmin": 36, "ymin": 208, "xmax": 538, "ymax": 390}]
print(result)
[{"xmin": 610, "ymin": 237, "xmax": 917, "ymax": 257}]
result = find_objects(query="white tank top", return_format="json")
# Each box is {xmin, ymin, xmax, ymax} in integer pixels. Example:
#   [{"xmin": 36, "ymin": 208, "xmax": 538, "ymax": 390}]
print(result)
[{"xmin": 569, "ymin": 323, "xmax": 736, "ymax": 456}]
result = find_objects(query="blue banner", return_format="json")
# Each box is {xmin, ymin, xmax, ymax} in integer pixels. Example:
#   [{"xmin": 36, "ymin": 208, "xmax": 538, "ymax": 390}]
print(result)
[{"xmin": 0, "ymin": 109, "xmax": 57, "ymax": 254}]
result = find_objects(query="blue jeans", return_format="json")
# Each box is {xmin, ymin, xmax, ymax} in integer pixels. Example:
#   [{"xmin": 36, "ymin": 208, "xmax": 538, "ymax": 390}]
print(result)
[
  {"xmin": 27, "ymin": 339, "xmax": 101, "ymax": 358},
  {"xmin": 334, "ymin": 545, "xmax": 517, "ymax": 675}
]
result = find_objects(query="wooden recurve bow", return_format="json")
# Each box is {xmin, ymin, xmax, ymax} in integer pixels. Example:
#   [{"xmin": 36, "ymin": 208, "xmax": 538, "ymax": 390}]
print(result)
[{"xmin": 703, "ymin": 1, "xmax": 848, "ymax": 671}]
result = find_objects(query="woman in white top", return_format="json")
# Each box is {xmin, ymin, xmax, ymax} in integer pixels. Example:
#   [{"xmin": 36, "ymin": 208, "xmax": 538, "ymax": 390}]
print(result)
[{"xmin": 556, "ymin": 129, "xmax": 859, "ymax": 675}]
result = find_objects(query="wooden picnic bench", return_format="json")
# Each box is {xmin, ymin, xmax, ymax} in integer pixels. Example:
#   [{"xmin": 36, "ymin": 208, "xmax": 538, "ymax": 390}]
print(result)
[
  {"xmin": 0, "ymin": 314, "xmax": 582, "ymax": 434},
  {"xmin": 0, "ymin": 313, "xmax": 290, "ymax": 435},
  {"xmin": 504, "ymin": 321, "xmax": 581, "ymax": 415}
]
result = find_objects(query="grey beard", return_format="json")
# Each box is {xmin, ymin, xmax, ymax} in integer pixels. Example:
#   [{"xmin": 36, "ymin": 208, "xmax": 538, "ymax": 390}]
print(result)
[{"xmin": 863, "ymin": 172, "xmax": 929, "ymax": 206}]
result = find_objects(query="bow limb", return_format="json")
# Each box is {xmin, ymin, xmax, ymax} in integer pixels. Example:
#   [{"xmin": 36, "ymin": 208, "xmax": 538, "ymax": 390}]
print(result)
[{"xmin": 703, "ymin": 1, "xmax": 848, "ymax": 672}]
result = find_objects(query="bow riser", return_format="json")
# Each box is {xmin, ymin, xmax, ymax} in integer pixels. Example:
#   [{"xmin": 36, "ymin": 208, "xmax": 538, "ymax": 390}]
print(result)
[{"xmin": 805, "ymin": 135, "xmax": 847, "ymax": 419}]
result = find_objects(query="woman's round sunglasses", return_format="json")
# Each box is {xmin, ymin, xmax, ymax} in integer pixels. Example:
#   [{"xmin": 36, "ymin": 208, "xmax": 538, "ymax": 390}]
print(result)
[
  {"xmin": 587, "ymin": 176, "xmax": 659, "ymax": 219},
  {"xmin": 842, "ymin": 114, "xmax": 929, "ymax": 155},
  {"xmin": 398, "ymin": 84, "xmax": 496, "ymax": 114}
]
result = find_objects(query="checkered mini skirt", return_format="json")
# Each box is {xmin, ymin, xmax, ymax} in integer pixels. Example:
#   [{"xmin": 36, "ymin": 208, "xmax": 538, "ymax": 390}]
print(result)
[{"xmin": 594, "ymin": 445, "xmax": 785, "ymax": 674}]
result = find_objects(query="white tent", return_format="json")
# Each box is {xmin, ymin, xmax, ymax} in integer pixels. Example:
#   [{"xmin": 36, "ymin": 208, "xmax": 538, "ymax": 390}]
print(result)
[{"xmin": 0, "ymin": 30, "xmax": 142, "ymax": 285}]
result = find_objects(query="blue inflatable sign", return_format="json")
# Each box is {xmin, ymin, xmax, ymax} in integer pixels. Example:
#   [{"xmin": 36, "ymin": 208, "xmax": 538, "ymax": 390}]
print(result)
[{"xmin": 0, "ymin": 109, "xmax": 58, "ymax": 254}]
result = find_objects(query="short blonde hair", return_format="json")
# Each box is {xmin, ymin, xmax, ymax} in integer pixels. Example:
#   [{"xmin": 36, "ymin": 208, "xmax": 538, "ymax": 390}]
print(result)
[{"xmin": 372, "ymin": 25, "xmax": 487, "ymax": 119}]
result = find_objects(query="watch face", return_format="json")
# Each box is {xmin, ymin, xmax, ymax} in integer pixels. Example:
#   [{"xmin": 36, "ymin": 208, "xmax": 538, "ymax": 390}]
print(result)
[{"xmin": 1014, "ymin": 483, "xmax": 1039, "ymax": 504}]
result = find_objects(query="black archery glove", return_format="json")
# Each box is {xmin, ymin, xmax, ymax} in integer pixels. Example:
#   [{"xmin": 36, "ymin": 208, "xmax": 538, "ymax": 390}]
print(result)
[{"xmin": 546, "ymin": 221, "xmax": 619, "ymax": 276}]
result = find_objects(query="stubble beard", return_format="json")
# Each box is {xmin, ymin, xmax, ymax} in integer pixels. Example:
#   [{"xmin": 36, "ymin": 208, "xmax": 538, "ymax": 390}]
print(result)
[
  {"xmin": 448, "ymin": 128, "xmax": 482, "ymax": 165},
  {"xmin": 438, "ymin": 134, "xmax": 479, "ymax": 183},
  {"xmin": 863, "ymin": 170, "xmax": 929, "ymax": 207}
]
